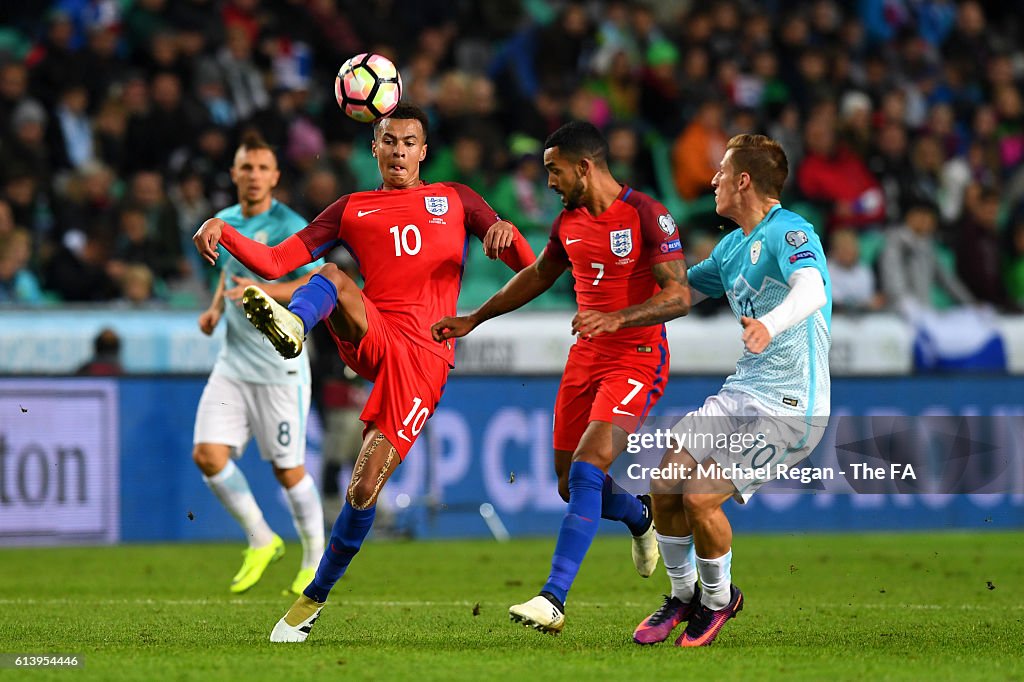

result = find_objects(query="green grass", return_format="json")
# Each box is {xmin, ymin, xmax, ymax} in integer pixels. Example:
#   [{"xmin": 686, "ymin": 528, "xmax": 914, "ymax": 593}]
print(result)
[{"xmin": 2, "ymin": 532, "xmax": 1022, "ymax": 681}]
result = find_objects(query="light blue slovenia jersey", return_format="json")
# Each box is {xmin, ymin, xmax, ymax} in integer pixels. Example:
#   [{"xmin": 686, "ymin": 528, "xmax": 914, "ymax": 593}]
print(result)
[
  {"xmin": 687, "ymin": 205, "xmax": 832, "ymax": 418},
  {"xmin": 211, "ymin": 200, "xmax": 321, "ymax": 386}
]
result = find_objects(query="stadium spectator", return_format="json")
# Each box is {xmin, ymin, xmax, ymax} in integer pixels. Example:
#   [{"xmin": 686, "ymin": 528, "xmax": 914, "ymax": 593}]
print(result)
[
  {"xmin": 110, "ymin": 205, "xmax": 165, "ymax": 285},
  {"xmin": 43, "ymin": 229, "xmax": 118, "ymax": 302},
  {"xmin": 879, "ymin": 200, "xmax": 974, "ymax": 314},
  {"xmin": 76, "ymin": 327, "xmax": 123, "ymax": 376},
  {"xmin": 116, "ymin": 263, "xmax": 156, "ymax": 306},
  {"xmin": 123, "ymin": 71, "xmax": 199, "ymax": 173},
  {"xmin": 796, "ymin": 112, "xmax": 885, "ymax": 232},
  {"xmin": 489, "ymin": 137, "xmax": 560, "ymax": 237},
  {"xmin": 2, "ymin": 98, "xmax": 63, "ymax": 185},
  {"xmin": 606, "ymin": 123, "xmax": 655, "ymax": 194},
  {"xmin": 54, "ymin": 84, "xmax": 94, "ymax": 170},
  {"xmin": 79, "ymin": 22, "xmax": 126, "ymax": 110},
  {"xmin": 126, "ymin": 171, "xmax": 187, "ymax": 279},
  {"xmin": 27, "ymin": 9, "xmax": 84, "ymax": 108},
  {"xmin": 0, "ymin": 228, "xmax": 45, "ymax": 305},
  {"xmin": 685, "ymin": 233, "xmax": 729, "ymax": 317},
  {"xmin": 828, "ymin": 229, "xmax": 883, "ymax": 313},
  {"xmin": 867, "ymin": 122, "xmax": 913, "ymax": 221},
  {"xmin": 0, "ymin": 61, "xmax": 30, "ymax": 135},
  {"xmin": 671, "ymin": 99, "xmax": 727, "ymax": 201},
  {"xmin": 637, "ymin": 39, "xmax": 683, "ymax": 137},
  {"xmin": 956, "ymin": 186, "xmax": 1015, "ymax": 310},
  {"xmin": 0, "ymin": 199, "xmax": 13, "ymax": 237},
  {"xmin": 1007, "ymin": 220, "xmax": 1024, "ymax": 307},
  {"xmin": 0, "ymin": 0, "xmax": 1019, "ymax": 311},
  {"xmin": 203, "ymin": 24, "xmax": 269, "ymax": 123}
]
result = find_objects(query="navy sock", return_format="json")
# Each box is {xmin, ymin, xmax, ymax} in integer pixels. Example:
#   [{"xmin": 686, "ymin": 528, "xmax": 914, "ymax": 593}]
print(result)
[
  {"xmin": 541, "ymin": 461, "xmax": 606, "ymax": 604},
  {"xmin": 288, "ymin": 274, "xmax": 338, "ymax": 335},
  {"xmin": 304, "ymin": 501, "xmax": 375, "ymax": 603},
  {"xmin": 601, "ymin": 475, "xmax": 649, "ymax": 536}
]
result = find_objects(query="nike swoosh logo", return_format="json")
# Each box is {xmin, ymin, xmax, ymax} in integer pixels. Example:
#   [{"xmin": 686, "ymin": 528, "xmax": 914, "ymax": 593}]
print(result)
[
  {"xmin": 357, "ymin": 209, "xmax": 382, "ymax": 217},
  {"xmin": 397, "ymin": 429, "xmax": 411, "ymax": 442},
  {"xmin": 565, "ymin": 238, "xmax": 582, "ymax": 245},
  {"xmin": 612, "ymin": 406, "xmax": 636, "ymax": 416}
]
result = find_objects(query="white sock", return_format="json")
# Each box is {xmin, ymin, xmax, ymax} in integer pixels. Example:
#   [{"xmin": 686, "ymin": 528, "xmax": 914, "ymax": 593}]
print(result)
[
  {"xmin": 696, "ymin": 550, "xmax": 733, "ymax": 610},
  {"xmin": 284, "ymin": 474, "xmax": 325, "ymax": 569},
  {"xmin": 204, "ymin": 460, "xmax": 275, "ymax": 548},
  {"xmin": 657, "ymin": 533, "xmax": 697, "ymax": 602}
]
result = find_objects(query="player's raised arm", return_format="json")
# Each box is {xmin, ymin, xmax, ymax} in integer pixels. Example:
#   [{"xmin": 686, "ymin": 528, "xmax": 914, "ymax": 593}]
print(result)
[
  {"xmin": 573, "ymin": 259, "xmax": 691, "ymax": 338},
  {"xmin": 431, "ymin": 245, "xmax": 567, "ymax": 341},
  {"xmin": 193, "ymin": 196, "xmax": 350, "ymax": 280},
  {"xmin": 193, "ymin": 217, "xmax": 310, "ymax": 280},
  {"xmin": 444, "ymin": 182, "xmax": 536, "ymax": 270}
]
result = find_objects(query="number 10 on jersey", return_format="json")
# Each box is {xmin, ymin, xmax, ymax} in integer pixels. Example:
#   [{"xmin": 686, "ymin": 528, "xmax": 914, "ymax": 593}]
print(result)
[{"xmin": 390, "ymin": 224, "xmax": 422, "ymax": 256}]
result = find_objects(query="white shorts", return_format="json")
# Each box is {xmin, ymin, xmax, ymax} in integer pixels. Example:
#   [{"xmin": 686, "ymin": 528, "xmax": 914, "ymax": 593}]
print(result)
[
  {"xmin": 670, "ymin": 389, "xmax": 826, "ymax": 503},
  {"xmin": 193, "ymin": 372, "xmax": 311, "ymax": 469}
]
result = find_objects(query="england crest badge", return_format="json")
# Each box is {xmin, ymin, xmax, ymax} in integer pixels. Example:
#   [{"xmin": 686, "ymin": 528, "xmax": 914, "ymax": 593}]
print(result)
[
  {"xmin": 424, "ymin": 196, "xmax": 449, "ymax": 216},
  {"xmin": 610, "ymin": 228, "xmax": 633, "ymax": 257}
]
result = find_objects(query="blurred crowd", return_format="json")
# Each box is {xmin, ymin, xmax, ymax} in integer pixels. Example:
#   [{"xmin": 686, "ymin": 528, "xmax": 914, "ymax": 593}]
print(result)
[{"xmin": 0, "ymin": 0, "xmax": 1023, "ymax": 314}]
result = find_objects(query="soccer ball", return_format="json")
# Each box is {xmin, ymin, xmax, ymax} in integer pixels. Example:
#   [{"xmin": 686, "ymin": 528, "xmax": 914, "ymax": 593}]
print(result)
[{"xmin": 335, "ymin": 53, "xmax": 402, "ymax": 123}]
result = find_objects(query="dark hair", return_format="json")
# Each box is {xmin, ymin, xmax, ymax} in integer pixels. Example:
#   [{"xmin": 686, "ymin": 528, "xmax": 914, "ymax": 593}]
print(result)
[
  {"xmin": 373, "ymin": 102, "xmax": 429, "ymax": 141},
  {"xmin": 94, "ymin": 328, "xmax": 120, "ymax": 355},
  {"xmin": 905, "ymin": 199, "xmax": 939, "ymax": 218},
  {"xmin": 544, "ymin": 121, "xmax": 609, "ymax": 167},
  {"xmin": 725, "ymin": 134, "xmax": 788, "ymax": 198},
  {"xmin": 236, "ymin": 131, "xmax": 275, "ymax": 155}
]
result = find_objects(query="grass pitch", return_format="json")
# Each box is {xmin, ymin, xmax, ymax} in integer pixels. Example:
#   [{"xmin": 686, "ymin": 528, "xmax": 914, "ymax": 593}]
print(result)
[{"xmin": 1, "ymin": 531, "xmax": 1021, "ymax": 681}]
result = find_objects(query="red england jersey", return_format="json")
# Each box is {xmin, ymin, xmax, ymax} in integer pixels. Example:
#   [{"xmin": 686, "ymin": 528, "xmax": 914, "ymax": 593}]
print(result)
[
  {"xmin": 219, "ymin": 182, "xmax": 534, "ymax": 365},
  {"xmin": 545, "ymin": 185, "xmax": 684, "ymax": 354}
]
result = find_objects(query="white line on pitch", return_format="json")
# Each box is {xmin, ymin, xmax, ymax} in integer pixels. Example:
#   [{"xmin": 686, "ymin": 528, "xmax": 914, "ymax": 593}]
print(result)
[{"xmin": 0, "ymin": 598, "xmax": 1015, "ymax": 610}]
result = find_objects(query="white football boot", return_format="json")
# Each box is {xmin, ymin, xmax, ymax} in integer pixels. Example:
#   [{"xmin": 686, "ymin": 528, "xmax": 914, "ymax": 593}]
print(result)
[
  {"xmin": 632, "ymin": 494, "xmax": 660, "ymax": 578},
  {"xmin": 270, "ymin": 594, "xmax": 324, "ymax": 643},
  {"xmin": 509, "ymin": 594, "xmax": 565, "ymax": 634}
]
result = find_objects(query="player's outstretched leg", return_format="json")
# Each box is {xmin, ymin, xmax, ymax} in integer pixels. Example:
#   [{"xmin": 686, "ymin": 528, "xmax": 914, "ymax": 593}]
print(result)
[
  {"xmin": 633, "ymin": 589, "xmax": 702, "ymax": 645},
  {"xmin": 277, "ymin": 469, "xmax": 325, "ymax": 596},
  {"xmin": 675, "ymin": 482, "xmax": 742, "ymax": 647},
  {"xmin": 195, "ymin": 450, "xmax": 285, "ymax": 593},
  {"xmin": 242, "ymin": 285, "xmax": 307, "ymax": 359},
  {"xmin": 510, "ymin": 460, "xmax": 605, "ymax": 634},
  {"xmin": 271, "ymin": 429, "xmax": 399, "ymax": 643},
  {"xmin": 634, "ymin": 493, "xmax": 700, "ymax": 643},
  {"xmin": 675, "ymin": 583, "xmax": 743, "ymax": 647},
  {"xmin": 244, "ymin": 267, "xmax": 354, "ymax": 359},
  {"xmin": 595, "ymin": 473, "xmax": 659, "ymax": 576}
]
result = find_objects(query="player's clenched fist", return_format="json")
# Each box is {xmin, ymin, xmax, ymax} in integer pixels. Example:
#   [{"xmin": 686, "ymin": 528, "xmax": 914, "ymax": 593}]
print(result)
[
  {"xmin": 198, "ymin": 308, "xmax": 221, "ymax": 335},
  {"xmin": 193, "ymin": 218, "xmax": 226, "ymax": 265},
  {"xmin": 740, "ymin": 316, "xmax": 771, "ymax": 354},
  {"xmin": 482, "ymin": 221, "xmax": 516, "ymax": 259},
  {"xmin": 572, "ymin": 310, "xmax": 624, "ymax": 339},
  {"xmin": 431, "ymin": 315, "xmax": 478, "ymax": 341}
]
